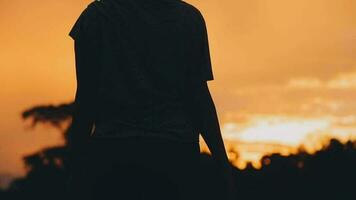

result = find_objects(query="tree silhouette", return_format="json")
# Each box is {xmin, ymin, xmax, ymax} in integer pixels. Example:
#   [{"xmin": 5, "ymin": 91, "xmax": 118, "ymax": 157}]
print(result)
[
  {"xmin": 1, "ymin": 102, "xmax": 355, "ymax": 200},
  {"xmin": 3, "ymin": 103, "xmax": 74, "ymax": 200},
  {"xmin": 22, "ymin": 102, "xmax": 74, "ymax": 140}
]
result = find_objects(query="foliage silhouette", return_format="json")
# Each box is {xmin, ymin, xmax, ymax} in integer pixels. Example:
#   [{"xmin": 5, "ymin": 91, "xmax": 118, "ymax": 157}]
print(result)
[
  {"xmin": 22, "ymin": 103, "xmax": 73, "ymax": 130},
  {"xmin": 0, "ymin": 103, "xmax": 355, "ymax": 200}
]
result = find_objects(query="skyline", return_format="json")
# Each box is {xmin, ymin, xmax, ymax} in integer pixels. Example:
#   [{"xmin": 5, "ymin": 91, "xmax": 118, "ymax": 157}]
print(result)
[{"xmin": 0, "ymin": 0, "xmax": 355, "ymax": 185}]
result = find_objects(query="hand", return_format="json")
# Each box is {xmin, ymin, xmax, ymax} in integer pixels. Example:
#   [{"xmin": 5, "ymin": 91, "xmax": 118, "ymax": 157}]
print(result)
[
  {"xmin": 67, "ymin": 137, "xmax": 90, "ymax": 171},
  {"xmin": 216, "ymin": 160, "xmax": 237, "ymax": 200},
  {"xmin": 224, "ymin": 170, "xmax": 237, "ymax": 200},
  {"xmin": 67, "ymin": 134, "xmax": 90, "ymax": 153}
]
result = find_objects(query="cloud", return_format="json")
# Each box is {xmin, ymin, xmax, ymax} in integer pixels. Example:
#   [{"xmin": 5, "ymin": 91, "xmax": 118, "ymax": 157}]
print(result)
[
  {"xmin": 222, "ymin": 115, "xmax": 330, "ymax": 146},
  {"xmin": 189, "ymin": 0, "xmax": 356, "ymax": 88},
  {"xmin": 221, "ymin": 114, "xmax": 356, "ymax": 149},
  {"xmin": 287, "ymin": 71, "xmax": 356, "ymax": 90},
  {"xmin": 287, "ymin": 78, "xmax": 323, "ymax": 89}
]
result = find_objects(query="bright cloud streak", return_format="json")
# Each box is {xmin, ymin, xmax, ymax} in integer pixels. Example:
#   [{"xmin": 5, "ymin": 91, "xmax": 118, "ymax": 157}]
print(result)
[
  {"xmin": 223, "ymin": 116, "xmax": 330, "ymax": 146},
  {"xmin": 219, "ymin": 115, "xmax": 356, "ymax": 169},
  {"xmin": 1, "ymin": 0, "xmax": 356, "ymax": 179},
  {"xmin": 287, "ymin": 70, "xmax": 356, "ymax": 90}
]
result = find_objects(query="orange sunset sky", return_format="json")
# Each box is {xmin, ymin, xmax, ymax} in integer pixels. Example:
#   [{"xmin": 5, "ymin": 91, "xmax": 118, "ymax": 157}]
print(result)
[{"xmin": 1, "ymin": 0, "xmax": 356, "ymax": 185}]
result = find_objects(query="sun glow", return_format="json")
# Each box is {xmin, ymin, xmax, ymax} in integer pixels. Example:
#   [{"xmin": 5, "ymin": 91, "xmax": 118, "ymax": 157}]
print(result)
[
  {"xmin": 223, "ymin": 116, "xmax": 330, "ymax": 146},
  {"xmin": 213, "ymin": 115, "xmax": 356, "ymax": 169},
  {"xmin": 1, "ymin": 0, "xmax": 356, "ymax": 185}
]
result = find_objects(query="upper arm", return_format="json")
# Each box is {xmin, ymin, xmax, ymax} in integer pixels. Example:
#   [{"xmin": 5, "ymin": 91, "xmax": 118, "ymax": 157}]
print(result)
[
  {"xmin": 194, "ymin": 9, "xmax": 214, "ymax": 82},
  {"xmin": 181, "ymin": 5, "xmax": 217, "ymax": 130},
  {"xmin": 69, "ymin": 4, "xmax": 101, "ymax": 121},
  {"xmin": 183, "ymin": 4, "xmax": 215, "ymax": 83},
  {"xmin": 183, "ymin": 79, "xmax": 216, "ymax": 133}
]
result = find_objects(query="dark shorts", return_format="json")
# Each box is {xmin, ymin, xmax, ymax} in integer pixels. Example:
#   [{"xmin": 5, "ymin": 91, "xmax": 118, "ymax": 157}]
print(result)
[{"xmin": 66, "ymin": 136, "xmax": 202, "ymax": 200}]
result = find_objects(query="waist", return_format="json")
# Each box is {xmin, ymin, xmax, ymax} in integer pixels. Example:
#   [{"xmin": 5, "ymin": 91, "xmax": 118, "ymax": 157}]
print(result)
[{"xmin": 92, "ymin": 119, "xmax": 199, "ymax": 143}]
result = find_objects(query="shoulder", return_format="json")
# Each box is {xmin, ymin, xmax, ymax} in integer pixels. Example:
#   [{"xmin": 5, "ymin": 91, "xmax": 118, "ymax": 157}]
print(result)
[
  {"xmin": 78, "ymin": 0, "xmax": 104, "ymax": 28},
  {"xmin": 178, "ymin": 1, "xmax": 208, "ymax": 35},
  {"xmin": 179, "ymin": 1, "xmax": 206, "ymax": 25},
  {"xmin": 69, "ymin": 1, "xmax": 103, "ymax": 40}
]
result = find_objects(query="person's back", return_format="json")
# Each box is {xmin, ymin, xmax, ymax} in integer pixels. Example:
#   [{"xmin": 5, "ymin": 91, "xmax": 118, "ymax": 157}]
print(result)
[
  {"xmin": 67, "ymin": 0, "xmax": 235, "ymax": 200},
  {"xmin": 69, "ymin": 0, "xmax": 214, "ymax": 142}
]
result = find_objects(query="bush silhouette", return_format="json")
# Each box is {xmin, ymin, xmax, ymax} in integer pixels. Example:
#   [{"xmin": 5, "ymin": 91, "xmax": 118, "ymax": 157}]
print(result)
[{"xmin": 0, "ymin": 103, "xmax": 355, "ymax": 200}]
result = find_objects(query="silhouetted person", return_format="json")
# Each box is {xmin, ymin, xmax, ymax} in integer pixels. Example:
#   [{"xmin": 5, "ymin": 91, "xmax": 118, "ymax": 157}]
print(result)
[{"xmin": 66, "ymin": 0, "xmax": 235, "ymax": 199}]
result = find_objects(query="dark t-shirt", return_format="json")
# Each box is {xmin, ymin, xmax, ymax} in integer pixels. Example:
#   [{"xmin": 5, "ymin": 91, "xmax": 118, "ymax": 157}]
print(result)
[{"xmin": 69, "ymin": 0, "xmax": 214, "ymax": 142}]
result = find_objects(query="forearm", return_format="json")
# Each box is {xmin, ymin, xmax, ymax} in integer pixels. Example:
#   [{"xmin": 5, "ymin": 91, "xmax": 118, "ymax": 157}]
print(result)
[
  {"xmin": 199, "ymin": 90, "xmax": 229, "ymax": 164},
  {"xmin": 69, "ymin": 114, "xmax": 93, "ymax": 144},
  {"xmin": 185, "ymin": 82, "xmax": 229, "ymax": 163},
  {"xmin": 67, "ymin": 105, "xmax": 93, "ymax": 173},
  {"xmin": 68, "ymin": 37, "xmax": 97, "ymax": 147},
  {"xmin": 67, "ymin": 92, "xmax": 94, "ymax": 148}
]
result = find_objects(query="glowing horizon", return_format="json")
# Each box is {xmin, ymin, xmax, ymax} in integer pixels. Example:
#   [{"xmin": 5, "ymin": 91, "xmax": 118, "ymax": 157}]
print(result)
[
  {"xmin": 1, "ymin": 0, "xmax": 356, "ymax": 187},
  {"xmin": 219, "ymin": 115, "xmax": 356, "ymax": 169}
]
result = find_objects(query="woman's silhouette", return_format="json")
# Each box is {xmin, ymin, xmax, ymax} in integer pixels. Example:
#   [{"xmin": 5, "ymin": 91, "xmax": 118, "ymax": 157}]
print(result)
[{"xmin": 66, "ymin": 0, "xmax": 235, "ymax": 199}]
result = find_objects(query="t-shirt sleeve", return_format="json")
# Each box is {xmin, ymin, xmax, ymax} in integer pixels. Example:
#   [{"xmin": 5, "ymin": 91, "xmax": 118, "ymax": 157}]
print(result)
[
  {"xmin": 69, "ymin": 4, "xmax": 98, "ymax": 41},
  {"xmin": 68, "ymin": 16, "xmax": 81, "ymax": 40},
  {"xmin": 199, "ymin": 14, "xmax": 214, "ymax": 81},
  {"xmin": 69, "ymin": 4, "xmax": 101, "ymax": 122},
  {"xmin": 190, "ymin": 8, "xmax": 214, "ymax": 82}
]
